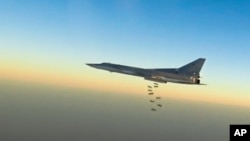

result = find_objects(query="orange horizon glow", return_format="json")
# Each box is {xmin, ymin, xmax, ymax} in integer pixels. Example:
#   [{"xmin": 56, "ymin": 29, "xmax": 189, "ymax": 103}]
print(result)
[{"xmin": 1, "ymin": 61, "xmax": 250, "ymax": 108}]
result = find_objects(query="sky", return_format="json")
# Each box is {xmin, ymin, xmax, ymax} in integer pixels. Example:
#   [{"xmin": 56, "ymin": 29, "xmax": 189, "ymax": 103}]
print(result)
[
  {"xmin": 0, "ymin": 0, "xmax": 250, "ymax": 140},
  {"xmin": 1, "ymin": 0, "xmax": 250, "ymax": 106}
]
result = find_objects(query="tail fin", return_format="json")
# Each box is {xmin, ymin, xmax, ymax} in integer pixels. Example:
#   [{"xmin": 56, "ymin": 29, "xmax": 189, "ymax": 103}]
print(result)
[{"xmin": 178, "ymin": 58, "xmax": 206, "ymax": 76}]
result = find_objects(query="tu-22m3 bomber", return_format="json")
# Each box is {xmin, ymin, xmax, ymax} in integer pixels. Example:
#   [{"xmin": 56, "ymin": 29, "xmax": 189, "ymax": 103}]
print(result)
[{"xmin": 87, "ymin": 58, "xmax": 206, "ymax": 85}]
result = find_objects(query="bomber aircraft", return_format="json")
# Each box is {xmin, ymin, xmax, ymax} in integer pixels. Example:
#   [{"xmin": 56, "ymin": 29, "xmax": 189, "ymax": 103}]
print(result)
[{"xmin": 86, "ymin": 58, "xmax": 206, "ymax": 85}]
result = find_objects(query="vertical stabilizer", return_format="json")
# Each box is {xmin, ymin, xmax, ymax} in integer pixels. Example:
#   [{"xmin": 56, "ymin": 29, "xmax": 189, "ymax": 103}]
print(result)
[{"xmin": 178, "ymin": 58, "xmax": 206, "ymax": 76}]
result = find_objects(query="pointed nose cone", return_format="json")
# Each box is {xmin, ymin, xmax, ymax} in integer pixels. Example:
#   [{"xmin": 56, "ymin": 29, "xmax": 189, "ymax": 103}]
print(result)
[
  {"xmin": 86, "ymin": 63, "xmax": 100, "ymax": 68},
  {"xmin": 86, "ymin": 63, "xmax": 93, "ymax": 67},
  {"xmin": 86, "ymin": 63, "xmax": 96, "ymax": 67}
]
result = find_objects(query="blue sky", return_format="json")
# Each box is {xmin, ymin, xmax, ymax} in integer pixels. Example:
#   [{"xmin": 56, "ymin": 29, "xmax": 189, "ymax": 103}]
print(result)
[
  {"xmin": 1, "ymin": 0, "xmax": 250, "ymax": 62},
  {"xmin": 1, "ymin": 0, "xmax": 250, "ymax": 105}
]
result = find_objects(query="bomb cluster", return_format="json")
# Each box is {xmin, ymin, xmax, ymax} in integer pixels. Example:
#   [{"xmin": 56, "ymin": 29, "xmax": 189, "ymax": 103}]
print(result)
[{"xmin": 147, "ymin": 83, "xmax": 162, "ymax": 111}]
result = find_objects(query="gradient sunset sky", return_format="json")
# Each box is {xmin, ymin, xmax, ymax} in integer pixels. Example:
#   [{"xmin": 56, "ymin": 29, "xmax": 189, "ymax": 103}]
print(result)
[{"xmin": 1, "ymin": 0, "xmax": 250, "ymax": 107}]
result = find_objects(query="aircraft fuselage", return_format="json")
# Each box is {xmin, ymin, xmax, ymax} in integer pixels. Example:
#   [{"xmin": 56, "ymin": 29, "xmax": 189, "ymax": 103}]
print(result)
[{"xmin": 87, "ymin": 63, "xmax": 201, "ymax": 84}]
